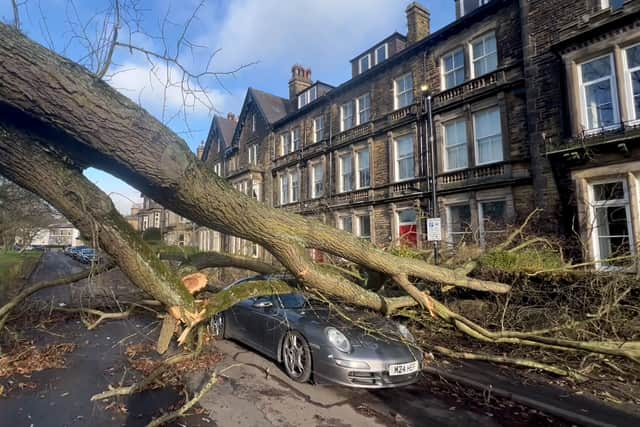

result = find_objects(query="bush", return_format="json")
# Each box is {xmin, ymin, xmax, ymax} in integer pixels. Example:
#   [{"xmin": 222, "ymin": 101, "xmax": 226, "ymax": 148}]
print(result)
[{"xmin": 142, "ymin": 228, "xmax": 162, "ymax": 242}]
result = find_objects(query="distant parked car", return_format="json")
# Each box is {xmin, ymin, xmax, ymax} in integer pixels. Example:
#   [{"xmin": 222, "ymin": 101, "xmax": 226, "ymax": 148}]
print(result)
[
  {"xmin": 78, "ymin": 248, "xmax": 97, "ymax": 264},
  {"xmin": 210, "ymin": 275, "xmax": 423, "ymax": 388}
]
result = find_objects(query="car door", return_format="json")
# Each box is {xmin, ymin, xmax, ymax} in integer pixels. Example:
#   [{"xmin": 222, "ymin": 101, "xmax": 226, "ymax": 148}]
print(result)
[{"xmin": 236, "ymin": 295, "xmax": 279, "ymax": 356}]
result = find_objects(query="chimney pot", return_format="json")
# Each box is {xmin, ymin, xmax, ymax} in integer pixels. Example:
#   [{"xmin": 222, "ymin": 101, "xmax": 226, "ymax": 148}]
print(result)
[
  {"xmin": 288, "ymin": 64, "xmax": 313, "ymax": 102},
  {"xmin": 227, "ymin": 112, "xmax": 237, "ymax": 122}
]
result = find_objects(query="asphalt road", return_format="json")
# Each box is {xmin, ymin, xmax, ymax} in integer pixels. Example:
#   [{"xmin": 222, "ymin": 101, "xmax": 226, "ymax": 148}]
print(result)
[{"xmin": 1, "ymin": 252, "xmax": 560, "ymax": 427}]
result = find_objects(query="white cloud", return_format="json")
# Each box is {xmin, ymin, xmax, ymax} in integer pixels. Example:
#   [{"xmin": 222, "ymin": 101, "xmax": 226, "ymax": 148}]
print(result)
[
  {"xmin": 202, "ymin": 0, "xmax": 407, "ymax": 81},
  {"xmin": 106, "ymin": 60, "xmax": 243, "ymax": 122}
]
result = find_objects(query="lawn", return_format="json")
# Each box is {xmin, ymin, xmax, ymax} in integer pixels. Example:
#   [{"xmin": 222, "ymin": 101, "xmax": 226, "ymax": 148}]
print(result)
[{"xmin": 0, "ymin": 251, "xmax": 42, "ymax": 302}]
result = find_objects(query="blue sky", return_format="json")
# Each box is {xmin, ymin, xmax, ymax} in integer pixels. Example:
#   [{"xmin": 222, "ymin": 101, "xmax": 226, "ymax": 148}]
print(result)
[{"xmin": 0, "ymin": 0, "xmax": 454, "ymax": 214}]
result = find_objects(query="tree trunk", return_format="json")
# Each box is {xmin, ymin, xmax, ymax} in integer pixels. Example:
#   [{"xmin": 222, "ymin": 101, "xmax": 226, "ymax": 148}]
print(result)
[{"xmin": 0, "ymin": 23, "xmax": 509, "ymax": 302}]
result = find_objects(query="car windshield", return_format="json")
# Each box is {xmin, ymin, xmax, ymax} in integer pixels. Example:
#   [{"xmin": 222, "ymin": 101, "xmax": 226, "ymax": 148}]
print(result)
[{"xmin": 277, "ymin": 293, "xmax": 307, "ymax": 309}]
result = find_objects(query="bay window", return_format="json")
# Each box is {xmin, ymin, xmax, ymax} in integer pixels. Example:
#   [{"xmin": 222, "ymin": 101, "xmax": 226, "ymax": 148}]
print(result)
[
  {"xmin": 443, "ymin": 119, "xmax": 468, "ymax": 170},
  {"xmin": 394, "ymin": 73, "xmax": 413, "ymax": 109},
  {"xmin": 356, "ymin": 147, "xmax": 370, "ymax": 189},
  {"xmin": 471, "ymin": 33, "xmax": 497, "ymax": 77},
  {"xmin": 625, "ymin": 44, "xmax": 640, "ymax": 122},
  {"xmin": 579, "ymin": 54, "xmax": 619, "ymax": 131},
  {"xmin": 442, "ymin": 49, "xmax": 465, "ymax": 89},
  {"xmin": 473, "ymin": 107, "xmax": 503, "ymax": 165},
  {"xmin": 395, "ymin": 135, "xmax": 415, "ymax": 181}
]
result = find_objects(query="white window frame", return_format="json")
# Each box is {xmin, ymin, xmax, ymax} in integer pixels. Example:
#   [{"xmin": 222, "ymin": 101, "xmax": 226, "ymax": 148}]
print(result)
[
  {"xmin": 356, "ymin": 213, "xmax": 371, "ymax": 240},
  {"xmin": 623, "ymin": 43, "xmax": 640, "ymax": 123},
  {"xmin": 339, "ymin": 153, "xmax": 353, "ymax": 193},
  {"xmin": 279, "ymin": 132, "xmax": 290, "ymax": 156},
  {"xmin": 251, "ymin": 181, "xmax": 261, "ymax": 201},
  {"xmin": 447, "ymin": 203, "xmax": 472, "ymax": 244},
  {"xmin": 470, "ymin": 32, "xmax": 498, "ymax": 78},
  {"xmin": 357, "ymin": 93, "xmax": 371, "ymax": 125},
  {"xmin": 290, "ymin": 169, "xmax": 299, "ymax": 202},
  {"xmin": 394, "ymin": 135, "xmax": 415, "ymax": 182},
  {"xmin": 355, "ymin": 147, "xmax": 370, "ymax": 189},
  {"xmin": 297, "ymin": 85, "xmax": 318, "ymax": 108},
  {"xmin": 252, "ymin": 114, "xmax": 256, "ymax": 132},
  {"xmin": 578, "ymin": 53, "xmax": 621, "ymax": 134},
  {"xmin": 374, "ymin": 43, "xmax": 388, "ymax": 65},
  {"xmin": 310, "ymin": 162, "xmax": 324, "ymax": 198},
  {"xmin": 394, "ymin": 73, "xmax": 414, "ymax": 110},
  {"xmin": 280, "ymin": 173, "xmax": 289, "ymax": 205},
  {"xmin": 587, "ymin": 179, "xmax": 635, "ymax": 268},
  {"xmin": 248, "ymin": 144, "xmax": 258, "ymax": 165},
  {"xmin": 396, "ymin": 208, "xmax": 417, "ymax": 246},
  {"xmin": 472, "ymin": 107, "xmax": 503, "ymax": 166},
  {"xmin": 443, "ymin": 118, "xmax": 468, "ymax": 171},
  {"xmin": 359, "ymin": 54, "xmax": 371, "ymax": 74},
  {"xmin": 339, "ymin": 215, "xmax": 353, "ymax": 234},
  {"xmin": 340, "ymin": 101, "xmax": 355, "ymax": 131},
  {"xmin": 442, "ymin": 48, "xmax": 465, "ymax": 89},
  {"xmin": 459, "ymin": 0, "xmax": 490, "ymax": 18},
  {"xmin": 292, "ymin": 127, "xmax": 301, "ymax": 152},
  {"xmin": 313, "ymin": 116, "xmax": 324, "ymax": 143}
]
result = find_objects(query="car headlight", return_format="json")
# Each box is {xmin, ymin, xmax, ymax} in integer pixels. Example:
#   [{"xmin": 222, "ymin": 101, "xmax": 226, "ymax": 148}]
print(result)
[
  {"xmin": 325, "ymin": 327, "xmax": 351, "ymax": 353},
  {"xmin": 397, "ymin": 323, "xmax": 415, "ymax": 343}
]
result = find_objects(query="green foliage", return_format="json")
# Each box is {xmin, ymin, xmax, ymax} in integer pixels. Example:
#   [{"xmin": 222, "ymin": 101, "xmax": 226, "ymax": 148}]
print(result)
[
  {"xmin": 141, "ymin": 227, "xmax": 162, "ymax": 242},
  {"xmin": 386, "ymin": 245, "xmax": 427, "ymax": 260},
  {"xmin": 479, "ymin": 248, "xmax": 564, "ymax": 273}
]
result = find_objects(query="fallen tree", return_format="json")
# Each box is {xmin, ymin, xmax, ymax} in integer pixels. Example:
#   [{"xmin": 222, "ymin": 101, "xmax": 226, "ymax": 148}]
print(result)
[{"xmin": 0, "ymin": 20, "xmax": 638, "ymax": 419}]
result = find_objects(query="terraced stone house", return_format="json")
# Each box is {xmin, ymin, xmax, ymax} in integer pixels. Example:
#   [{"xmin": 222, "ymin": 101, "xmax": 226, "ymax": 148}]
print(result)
[{"xmin": 199, "ymin": 0, "xmax": 640, "ymax": 269}]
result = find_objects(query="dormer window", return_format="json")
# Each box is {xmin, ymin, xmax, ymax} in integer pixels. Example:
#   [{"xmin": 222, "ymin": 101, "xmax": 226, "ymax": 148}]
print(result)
[
  {"xmin": 374, "ymin": 44, "xmax": 388, "ymax": 65},
  {"xmin": 601, "ymin": 0, "xmax": 625, "ymax": 9},
  {"xmin": 459, "ymin": 0, "xmax": 490, "ymax": 17},
  {"xmin": 297, "ymin": 85, "xmax": 318, "ymax": 108},
  {"xmin": 359, "ymin": 54, "xmax": 371, "ymax": 74}
]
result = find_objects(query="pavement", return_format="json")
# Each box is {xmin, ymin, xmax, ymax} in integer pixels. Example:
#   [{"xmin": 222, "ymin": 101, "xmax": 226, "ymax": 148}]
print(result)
[
  {"xmin": 190, "ymin": 339, "xmax": 503, "ymax": 427},
  {"xmin": 424, "ymin": 361, "xmax": 640, "ymax": 427}
]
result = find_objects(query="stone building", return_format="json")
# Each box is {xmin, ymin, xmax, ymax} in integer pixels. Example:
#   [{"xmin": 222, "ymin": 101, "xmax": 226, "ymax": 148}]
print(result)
[{"xmin": 200, "ymin": 0, "xmax": 640, "ymax": 270}]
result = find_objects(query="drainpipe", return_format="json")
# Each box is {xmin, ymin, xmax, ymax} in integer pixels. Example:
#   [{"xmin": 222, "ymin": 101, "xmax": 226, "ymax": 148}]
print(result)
[{"xmin": 427, "ymin": 94, "xmax": 439, "ymax": 265}]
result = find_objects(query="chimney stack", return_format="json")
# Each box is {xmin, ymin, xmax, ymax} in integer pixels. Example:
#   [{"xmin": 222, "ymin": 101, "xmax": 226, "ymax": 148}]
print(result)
[
  {"xmin": 288, "ymin": 64, "xmax": 312, "ymax": 101},
  {"xmin": 406, "ymin": 2, "xmax": 430, "ymax": 45},
  {"xmin": 226, "ymin": 112, "xmax": 237, "ymax": 122}
]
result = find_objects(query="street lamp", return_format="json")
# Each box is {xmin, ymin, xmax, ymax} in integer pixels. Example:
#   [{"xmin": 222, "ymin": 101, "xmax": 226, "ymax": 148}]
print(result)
[{"xmin": 420, "ymin": 84, "xmax": 440, "ymax": 264}]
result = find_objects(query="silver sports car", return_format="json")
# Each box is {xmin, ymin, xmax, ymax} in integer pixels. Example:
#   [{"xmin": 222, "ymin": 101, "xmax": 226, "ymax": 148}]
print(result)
[{"xmin": 210, "ymin": 275, "xmax": 423, "ymax": 388}]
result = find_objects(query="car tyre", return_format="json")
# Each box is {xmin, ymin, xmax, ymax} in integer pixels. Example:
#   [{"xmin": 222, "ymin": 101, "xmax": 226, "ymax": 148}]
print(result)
[
  {"xmin": 282, "ymin": 331, "xmax": 312, "ymax": 383},
  {"xmin": 210, "ymin": 313, "xmax": 226, "ymax": 339}
]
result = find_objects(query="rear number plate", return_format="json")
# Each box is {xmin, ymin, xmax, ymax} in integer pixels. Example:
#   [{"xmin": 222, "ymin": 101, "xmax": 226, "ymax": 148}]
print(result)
[{"xmin": 388, "ymin": 361, "xmax": 419, "ymax": 376}]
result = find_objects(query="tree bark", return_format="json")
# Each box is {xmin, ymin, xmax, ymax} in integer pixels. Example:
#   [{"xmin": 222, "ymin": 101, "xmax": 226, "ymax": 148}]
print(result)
[{"xmin": 0, "ymin": 22, "xmax": 510, "ymax": 299}]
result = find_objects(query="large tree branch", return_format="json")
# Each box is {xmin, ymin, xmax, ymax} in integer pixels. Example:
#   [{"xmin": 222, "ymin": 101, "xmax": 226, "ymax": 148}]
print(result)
[
  {"xmin": 0, "ymin": 22, "xmax": 509, "ymax": 298},
  {"xmin": 176, "ymin": 251, "xmax": 282, "ymax": 276}
]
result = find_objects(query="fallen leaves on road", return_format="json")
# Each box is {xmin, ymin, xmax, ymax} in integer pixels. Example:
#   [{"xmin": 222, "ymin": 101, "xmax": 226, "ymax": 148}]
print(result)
[{"xmin": 0, "ymin": 342, "xmax": 76, "ymax": 378}]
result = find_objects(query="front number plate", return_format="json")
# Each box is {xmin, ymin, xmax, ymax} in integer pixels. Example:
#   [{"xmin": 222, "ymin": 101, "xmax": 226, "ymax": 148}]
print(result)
[{"xmin": 388, "ymin": 361, "xmax": 419, "ymax": 376}]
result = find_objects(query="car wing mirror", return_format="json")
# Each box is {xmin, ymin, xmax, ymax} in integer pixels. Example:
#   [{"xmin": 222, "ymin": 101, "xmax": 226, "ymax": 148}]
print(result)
[{"xmin": 253, "ymin": 300, "xmax": 273, "ymax": 309}]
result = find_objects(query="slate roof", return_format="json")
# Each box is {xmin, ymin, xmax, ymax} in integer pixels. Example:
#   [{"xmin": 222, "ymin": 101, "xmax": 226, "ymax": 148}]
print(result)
[
  {"xmin": 202, "ymin": 115, "xmax": 237, "ymax": 161},
  {"xmin": 248, "ymin": 87, "xmax": 291, "ymax": 125}
]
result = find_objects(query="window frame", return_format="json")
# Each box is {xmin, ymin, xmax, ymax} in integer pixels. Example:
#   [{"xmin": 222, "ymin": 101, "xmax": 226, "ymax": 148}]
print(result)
[
  {"xmin": 374, "ymin": 43, "xmax": 388, "ymax": 65},
  {"xmin": 357, "ymin": 93, "xmax": 371, "ymax": 125},
  {"xmin": 396, "ymin": 208, "xmax": 418, "ymax": 247},
  {"xmin": 577, "ymin": 53, "xmax": 621, "ymax": 133},
  {"xmin": 339, "ymin": 153, "xmax": 354, "ymax": 193},
  {"xmin": 460, "ymin": 0, "xmax": 490, "ymax": 16},
  {"xmin": 279, "ymin": 173, "xmax": 289, "ymax": 205},
  {"xmin": 472, "ymin": 106, "xmax": 503, "ymax": 166},
  {"xmin": 339, "ymin": 215, "xmax": 353, "ymax": 233},
  {"xmin": 394, "ymin": 73, "xmax": 414, "ymax": 110},
  {"xmin": 359, "ymin": 54, "xmax": 371, "ymax": 74},
  {"xmin": 470, "ymin": 32, "xmax": 498, "ymax": 78},
  {"xmin": 356, "ymin": 213, "xmax": 371, "ymax": 240},
  {"xmin": 394, "ymin": 135, "xmax": 415, "ymax": 182},
  {"xmin": 313, "ymin": 116, "xmax": 324, "ymax": 143},
  {"xmin": 623, "ymin": 43, "xmax": 640, "ymax": 123},
  {"xmin": 292, "ymin": 127, "xmax": 301, "ymax": 152},
  {"xmin": 587, "ymin": 178, "xmax": 635, "ymax": 269},
  {"xmin": 340, "ymin": 101, "xmax": 355, "ymax": 131},
  {"xmin": 478, "ymin": 199, "xmax": 507, "ymax": 246},
  {"xmin": 442, "ymin": 48, "xmax": 465, "ymax": 89},
  {"xmin": 310, "ymin": 162, "xmax": 324, "ymax": 199},
  {"xmin": 447, "ymin": 203, "xmax": 473, "ymax": 244},
  {"xmin": 443, "ymin": 118, "xmax": 469, "ymax": 171},
  {"xmin": 355, "ymin": 147, "xmax": 371, "ymax": 189}
]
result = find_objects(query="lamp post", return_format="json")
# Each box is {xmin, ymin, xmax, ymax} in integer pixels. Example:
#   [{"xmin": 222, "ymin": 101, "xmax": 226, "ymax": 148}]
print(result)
[{"xmin": 420, "ymin": 84, "xmax": 440, "ymax": 264}]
